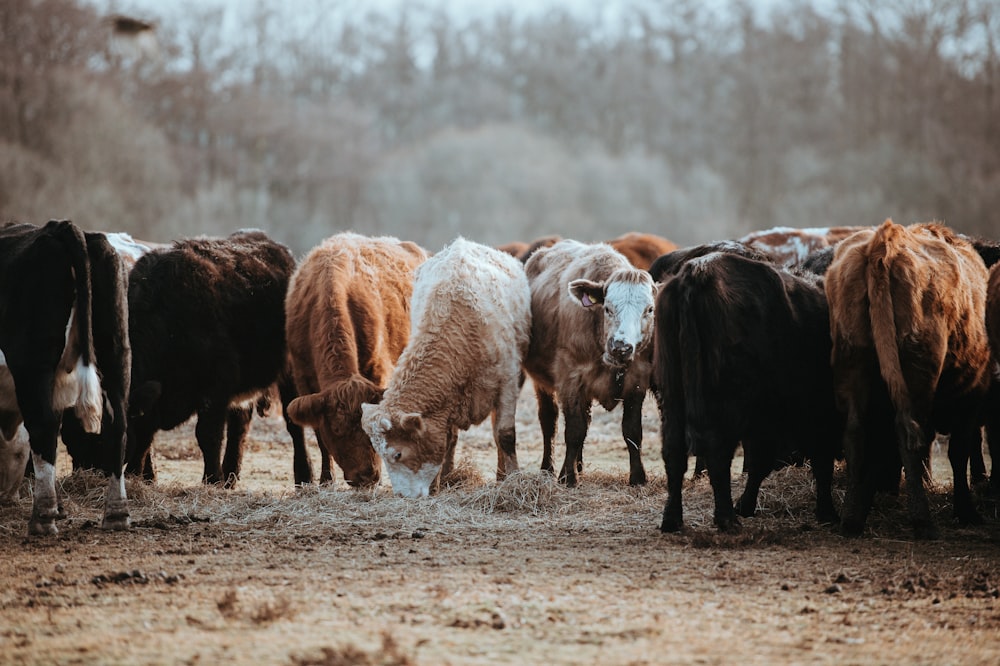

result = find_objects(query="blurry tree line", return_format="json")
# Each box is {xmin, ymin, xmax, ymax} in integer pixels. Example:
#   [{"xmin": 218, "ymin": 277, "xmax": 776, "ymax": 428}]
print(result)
[{"xmin": 1, "ymin": 0, "xmax": 998, "ymax": 254}]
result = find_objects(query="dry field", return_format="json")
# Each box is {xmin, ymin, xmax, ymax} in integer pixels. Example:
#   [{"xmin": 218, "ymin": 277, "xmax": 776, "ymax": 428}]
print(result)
[{"xmin": 3, "ymin": 382, "xmax": 1000, "ymax": 665}]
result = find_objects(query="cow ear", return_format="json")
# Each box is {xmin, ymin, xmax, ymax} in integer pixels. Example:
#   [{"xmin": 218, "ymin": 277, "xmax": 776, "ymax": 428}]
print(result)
[
  {"xmin": 569, "ymin": 279, "xmax": 605, "ymax": 307},
  {"xmin": 399, "ymin": 412, "xmax": 424, "ymax": 436}
]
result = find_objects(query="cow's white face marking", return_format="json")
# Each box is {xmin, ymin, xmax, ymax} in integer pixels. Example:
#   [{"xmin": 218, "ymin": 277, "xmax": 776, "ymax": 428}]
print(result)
[
  {"xmin": 0, "ymin": 424, "xmax": 29, "ymax": 502},
  {"xmin": 383, "ymin": 460, "xmax": 441, "ymax": 498},
  {"xmin": 602, "ymin": 280, "xmax": 656, "ymax": 367}
]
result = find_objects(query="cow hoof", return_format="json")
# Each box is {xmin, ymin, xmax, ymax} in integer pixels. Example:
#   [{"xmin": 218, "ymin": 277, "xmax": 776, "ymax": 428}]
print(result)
[
  {"xmin": 839, "ymin": 518, "xmax": 865, "ymax": 538},
  {"xmin": 660, "ymin": 515, "xmax": 682, "ymax": 533},
  {"xmin": 734, "ymin": 499, "xmax": 756, "ymax": 518},
  {"xmin": 815, "ymin": 508, "xmax": 840, "ymax": 526},
  {"xmin": 102, "ymin": 513, "xmax": 132, "ymax": 531},
  {"xmin": 628, "ymin": 469, "xmax": 647, "ymax": 486},
  {"xmin": 28, "ymin": 518, "xmax": 58, "ymax": 536}
]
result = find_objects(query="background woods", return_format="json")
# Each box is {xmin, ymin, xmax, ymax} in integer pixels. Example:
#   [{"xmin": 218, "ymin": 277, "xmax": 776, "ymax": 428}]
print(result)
[{"xmin": 1, "ymin": 0, "xmax": 998, "ymax": 254}]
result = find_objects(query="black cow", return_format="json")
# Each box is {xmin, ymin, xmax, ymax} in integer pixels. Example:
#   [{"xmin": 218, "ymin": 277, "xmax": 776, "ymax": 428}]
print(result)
[
  {"xmin": 124, "ymin": 230, "xmax": 303, "ymax": 487},
  {"xmin": 0, "ymin": 220, "xmax": 131, "ymax": 535},
  {"xmin": 655, "ymin": 249, "xmax": 840, "ymax": 532}
]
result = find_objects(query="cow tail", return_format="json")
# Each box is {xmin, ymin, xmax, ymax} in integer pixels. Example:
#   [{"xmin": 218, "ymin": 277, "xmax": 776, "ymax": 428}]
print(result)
[
  {"xmin": 57, "ymin": 220, "xmax": 103, "ymax": 434},
  {"xmin": 867, "ymin": 221, "xmax": 917, "ymax": 447}
]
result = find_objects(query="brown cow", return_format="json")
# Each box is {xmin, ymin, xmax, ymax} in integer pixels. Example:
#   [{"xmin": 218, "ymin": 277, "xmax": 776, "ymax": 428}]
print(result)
[
  {"xmin": 605, "ymin": 231, "xmax": 678, "ymax": 270},
  {"xmin": 361, "ymin": 238, "xmax": 531, "ymax": 497},
  {"xmin": 285, "ymin": 232, "xmax": 428, "ymax": 487},
  {"xmin": 741, "ymin": 225, "xmax": 869, "ymax": 267},
  {"xmin": 825, "ymin": 220, "xmax": 991, "ymax": 539},
  {"xmin": 523, "ymin": 239, "xmax": 658, "ymax": 486},
  {"xmin": 497, "ymin": 240, "xmax": 529, "ymax": 258}
]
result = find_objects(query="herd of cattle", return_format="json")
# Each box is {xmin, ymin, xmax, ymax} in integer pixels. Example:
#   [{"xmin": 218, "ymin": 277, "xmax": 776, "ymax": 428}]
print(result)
[{"xmin": 2, "ymin": 218, "xmax": 1000, "ymax": 542}]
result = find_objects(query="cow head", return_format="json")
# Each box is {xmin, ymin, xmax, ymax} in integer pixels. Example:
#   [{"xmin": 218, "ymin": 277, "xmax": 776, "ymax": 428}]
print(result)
[
  {"xmin": 360, "ymin": 402, "xmax": 444, "ymax": 498},
  {"xmin": 569, "ymin": 268, "xmax": 657, "ymax": 368},
  {"xmin": 287, "ymin": 375, "xmax": 384, "ymax": 488},
  {"xmin": 0, "ymin": 423, "xmax": 29, "ymax": 503}
]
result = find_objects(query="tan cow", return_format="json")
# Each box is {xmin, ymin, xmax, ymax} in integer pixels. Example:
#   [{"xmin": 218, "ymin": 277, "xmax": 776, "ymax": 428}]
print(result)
[
  {"xmin": 523, "ymin": 239, "xmax": 659, "ymax": 487},
  {"xmin": 605, "ymin": 231, "xmax": 678, "ymax": 270},
  {"xmin": 361, "ymin": 238, "xmax": 531, "ymax": 497},
  {"xmin": 826, "ymin": 220, "xmax": 991, "ymax": 539},
  {"xmin": 285, "ymin": 232, "xmax": 428, "ymax": 488}
]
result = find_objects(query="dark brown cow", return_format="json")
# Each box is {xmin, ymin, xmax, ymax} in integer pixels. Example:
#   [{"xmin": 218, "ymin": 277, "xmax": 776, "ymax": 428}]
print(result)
[
  {"xmin": 285, "ymin": 232, "xmax": 428, "ymax": 487},
  {"xmin": 605, "ymin": 232, "xmax": 679, "ymax": 270},
  {"xmin": 825, "ymin": 220, "xmax": 991, "ymax": 539},
  {"xmin": 741, "ymin": 225, "xmax": 869, "ymax": 267},
  {"xmin": 125, "ymin": 230, "xmax": 303, "ymax": 488},
  {"xmin": 655, "ymin": 248, "xmax": 840, "ymax": 532}
]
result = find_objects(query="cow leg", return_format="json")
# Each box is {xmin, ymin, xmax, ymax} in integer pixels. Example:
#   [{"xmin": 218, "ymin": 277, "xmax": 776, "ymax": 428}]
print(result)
[
  {"xmin": 432, "ymin": 425, "xmax": 459, "ymax": 493},
  {"xmin": 493, "ymin": 375, "xmax": 520, "ymax": 480},
  {"xmin": 125, "ymin": 418, "xmax": 158, "ymax": 482},
  {"xmin": 315, "ymin": 430, "xmax": 334, "ymax": 484},
  {"xmin": 277, "ymin": 375, "xmax": 311, "ymax": 485},
  {"xmin": 622, "ymin": 389, "xmax": 647, "ymax": 486},
  {"xmin": 700, "ymin": 434, "xmax": 738, "ymax": 532},
  {"xmin": 222, "ymin": 404, "xmax": 253, "ymax": 489},
  {"xmin": 734, "ymin": 439, "xmax": 769, "ymax": 518},
  {"xmin": 660, "ymin": 404, "xmax": 687, "ymax": 533},
  {"xmin": 195, "ymin": 405, "xmax": 227, "ymax": 485},
  {"xmin": 948, "ymin": 424, "xmax": 983, "ymax": 526},
  {"xmin": 969, "ymin": 435, "xmax": 988, "ymax": 486},
  {"xmin": 811, "ymin": 437, "xmax": 839, "ymax": 525},
  {"xmin": 536, "ymin": 384, "xmax": 558, "ymax": 475},
  {"xmin": 558, "ymin": 399, "xmax": 591, "ymax": 487},
  {"xmin": 896, "ymin": 415, "xmax": 938, "ymax": 540},
  {"xmin": 984, "ymin": 409, "xmax": 1000, "ymax": 495},
  {"xmin": 14, "ymin": 370, "xmax": 61, "ymax": 535}
]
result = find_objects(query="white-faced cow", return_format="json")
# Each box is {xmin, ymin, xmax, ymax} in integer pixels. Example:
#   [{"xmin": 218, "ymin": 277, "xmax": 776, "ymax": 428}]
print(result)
[
  {"xmin": 825, "ymin": 220, "xmax": 991, "ymax": 539},
  {"xmin": 285, "ymin": 232, "xmax": 428, "ymax": 487},
  {"xmin": 125, "ymin": 230, "xmax": 304, "ymax": 488},
  {"xmin": 654, "ymin": 247, "xmax": 840, "ymax": 532},
  {"xmin": 522, "ymin": 239, "xmax": 658, "ymax": 486},
  {"xmin": 361, "ymin": 238, "xmax": 531, "ymax": 498},
  {"xmin": 0, "ymin": 220, "xmax": 131, "ymax": 535}
]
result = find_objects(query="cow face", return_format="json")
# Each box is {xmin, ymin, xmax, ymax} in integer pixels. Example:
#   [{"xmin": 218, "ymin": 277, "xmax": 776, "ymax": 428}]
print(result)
[
  {"xmin": 569, "ymin": 269, "xmax": 657, "ymax": 367},
  {"xmin": 0, "ymin": 423, "xmax": 29, "ymax": 503},
  {"xmin": 361, "ymin": 402, "xmax": 442, "ymax": 498}
]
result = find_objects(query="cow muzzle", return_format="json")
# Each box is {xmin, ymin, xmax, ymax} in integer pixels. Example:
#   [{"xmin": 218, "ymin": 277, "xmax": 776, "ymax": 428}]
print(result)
[{"xmin": 605, "ymin": 340, "xmax": 635, "ymax": 366}]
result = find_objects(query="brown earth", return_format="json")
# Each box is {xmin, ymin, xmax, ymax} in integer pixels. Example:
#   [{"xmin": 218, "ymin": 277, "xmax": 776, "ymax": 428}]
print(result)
[{"xmin": 2, "ymin": 382, "xmax": 1000, "ymax": 665}]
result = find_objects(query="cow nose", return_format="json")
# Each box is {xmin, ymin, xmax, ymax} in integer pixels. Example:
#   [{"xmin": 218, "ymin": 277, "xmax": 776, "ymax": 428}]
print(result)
[{"xmin": 610, "ymin": 340, "xmax": 634, "ymax": 358}]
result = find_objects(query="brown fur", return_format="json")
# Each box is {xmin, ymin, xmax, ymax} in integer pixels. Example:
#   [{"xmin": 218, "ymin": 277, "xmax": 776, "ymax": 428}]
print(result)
[
  {"xmin": 362, "ymin": 238, "xmax": 532, "ymax": 497},
  {"xmin": 522, "ymin": 240, "xmax": 657, "ymax": 486},
  {"xmin": 285, "ymin": 233, "xmax": 428, "ymax": 487},
  {"xmin": 825, "ymin": 219, "xmax": 991, "ymax": 538},
  {"xmin": 605, "ymin": 232, "xmax": 679, "ymax": 270},
  {"xmin": 742, "ymin": 225, "xmax": 869, "ymax": 267}
]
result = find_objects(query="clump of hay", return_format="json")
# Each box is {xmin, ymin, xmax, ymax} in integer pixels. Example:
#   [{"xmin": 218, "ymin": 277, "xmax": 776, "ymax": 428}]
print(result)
[
  {"xmin": 290, "ymin": 632, "xmax": 415, "ymax": 666},
  {"xmin": 460, "ymin": 471, "xmax": 565, "ymax": 515},
  {"xmin": 441, "ymin": 456, "xmax": 486, "ymax": 490}
]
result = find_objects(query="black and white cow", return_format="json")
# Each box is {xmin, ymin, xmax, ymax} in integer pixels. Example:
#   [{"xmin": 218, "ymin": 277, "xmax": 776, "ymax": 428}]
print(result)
[
  {"xmin": 124, "ymin": 229, "xmax": 303, "ymax": 487},
  {"xmin": 0, "ymin": 220, "xmax": 131, "ymax": 535}
]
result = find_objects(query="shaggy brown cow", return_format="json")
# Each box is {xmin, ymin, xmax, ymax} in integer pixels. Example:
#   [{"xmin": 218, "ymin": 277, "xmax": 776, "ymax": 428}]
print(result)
[
  {"xmin": 285, "ymin": 232, "xmax": 428, "ymax": 487},
  {"xmin": 741, "ymin": 225, "xmax": 869, "ymax": 267},
  {"xmin": 361, "ymin": 238, "xmax": 531, "ymax": 497},
  {"xmin": 825, "ymin": 220, "xmax": 991, "ymax": 539},
  {"xmin": 523, "ymin": 239, "xmax": 658, "ymax": 486},
  {"xmin": 605, "ymin": 232, "xmax": 678, "ymax": 270}
]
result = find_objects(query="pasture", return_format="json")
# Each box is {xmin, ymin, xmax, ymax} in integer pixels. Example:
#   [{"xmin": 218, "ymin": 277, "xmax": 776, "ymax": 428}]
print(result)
[{"xmin": 2, "ymin": 382, "xmax": 1000, "ymax": 665}]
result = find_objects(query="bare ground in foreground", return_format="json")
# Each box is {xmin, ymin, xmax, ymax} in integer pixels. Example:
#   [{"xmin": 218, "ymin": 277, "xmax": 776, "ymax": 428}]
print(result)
[{"xmin": 2, "ymin": 383, "xmax": 1000, "ymax": 665}]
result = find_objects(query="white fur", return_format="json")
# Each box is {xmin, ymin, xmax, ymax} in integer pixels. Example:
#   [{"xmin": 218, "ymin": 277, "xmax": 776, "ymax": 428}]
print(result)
[
  {"xmin": 0, "ymin": 424, "xmax": 29, "ymax": 502},
  {"xmin": 383, "ymin": 461, "xmax": 442, "ymax": 498},
  {"xmin": 71, "ymin": 358, "xmax": 103, "ymax": 434},
  {"xmin": 604, "ymin": 280, "xmax": 655, "ymax": 353}
]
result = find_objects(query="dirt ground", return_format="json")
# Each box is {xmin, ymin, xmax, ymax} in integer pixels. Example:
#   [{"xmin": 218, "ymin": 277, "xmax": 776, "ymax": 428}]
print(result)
[{"xmin": 3, "ymin": 382, "xmax": 1000, "ymax": 665}]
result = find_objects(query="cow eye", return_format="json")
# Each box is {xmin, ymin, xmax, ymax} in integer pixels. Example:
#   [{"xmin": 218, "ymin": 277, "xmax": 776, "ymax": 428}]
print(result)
[
  {"xmin": 646, "ymin": 305, "xmax": 654, "ymax": 315},
  {"xmin": 392, "ymin": 451, "xmax": 402, "ymax": 462}
]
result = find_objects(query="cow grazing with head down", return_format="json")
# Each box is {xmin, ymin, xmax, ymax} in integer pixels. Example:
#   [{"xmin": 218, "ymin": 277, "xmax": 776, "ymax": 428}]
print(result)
[
  {"xmin": 361, "ymin": 238, "xmax": 531, "ymax": 498},
  {"xmin": 125, "ymin": 230, "xmax": 304, "ymax": 488},
  {"xmin": 0, "ymin": 220, "xmax": 131, "ymax": 535},
  {"xmin": 654, "ymin": 248, "xmax": 840, "ymax": 532},
  {"xmin": 284, "ymin": 232, "xmax": 428, "ymax": 487},
  {"xmin": 740, "ymin": 225, "xmax": 870, "ymax": 268},
  {"xmin": 825, "ymin": 220, "xmax": 991, "ymax": 539},
  {"xmin": 522, "ymin": 239, "xmax": 658, "ymax": 486}
]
